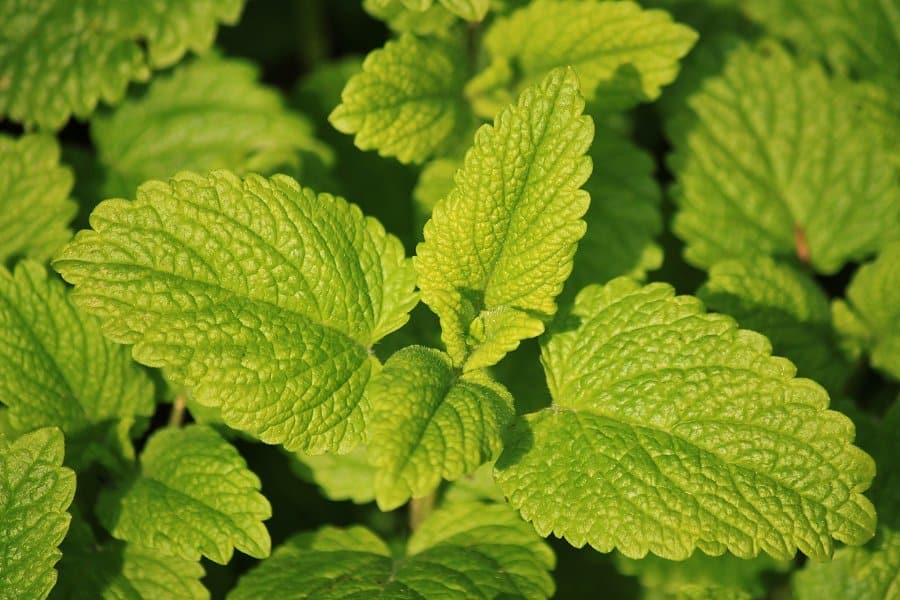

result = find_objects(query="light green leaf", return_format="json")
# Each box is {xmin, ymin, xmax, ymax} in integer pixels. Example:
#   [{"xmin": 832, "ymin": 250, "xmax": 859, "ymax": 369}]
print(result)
[
  {"xmin": 290, "ymin": 446, "xmax": 376, "ymax": 504},
  {"xmin": 416, "ymin": 67, "xmax": 593, "ymax": 369},
  {"xmin": 0, "ymin": 427, "xmax": 76, "ymax": 599},
  {"xmin": 442, "ymin": 462, "xmax": 506, "ymax": 504},
  {"xmin": 368, "ymin": 346, "xmax": 513, "ymax": 509},
  {"xmin": 0, "ymin": 134, "xmax": 75, "ymax": 264},
  {"xmin": 495, "ymin": 277, "xmax": 877, "ymax": 560},
  {"xmin": 0, "ymin": 261, "xmax": 154, "ymax": 468},
  {"xmin": 742, "ymin": 0, "xmax": 900, "ymax": 78},
  {"xmin": 231, "ymin": 502, "xmax": 554, "ymax": 599},
  {"xmin": 54, "ymin": 171, "xmax": 418, "ymax": 453},
  {"xmin": 438, "ymin": 0, "xmax": 489, "ymax": 21},
  {"xmin": 413, "ymin": 158, "xmax": 460, "ymax": 231},
  {"xmin": 92, "ymin": 55, "xmax": 330, "ymax": 198},
  {"xmin": 670, "ymin": 41, "xmax": 900, "ymax": 274},
  {"xmin": 0, "ymin": 0, "xmax": 244, "ymax": 129},
  {"xmin": 793, "ymin": 528, "xmax": 900, "ymax": 600},
  {"xmin": 480, "ymin": 0, "xmax": 697, "ymax": 112},
  {"xmin": 329, "ymin": 33, "xmax": 472, "ymax": 164},
  {"xmin": 616, "ymin": 551, "xmax": 789, "ymax": 600},
  {"xmin": 570, "ymin": 125, "xmax": 663, "ymax": 290},
  {"xmin": 698, "ymin": 257, "xmax": 852, "ymax": 393},
  {"xmin": 832, "ymin": 243, "xmax": 900, "ymax": 381},
  {"xmin": 99, "ymin": 425, "xmax": 271, "ymax": 564},
  {"xmin": 363, "ymin": 0, "xmax": 457, "ymax": 35}
]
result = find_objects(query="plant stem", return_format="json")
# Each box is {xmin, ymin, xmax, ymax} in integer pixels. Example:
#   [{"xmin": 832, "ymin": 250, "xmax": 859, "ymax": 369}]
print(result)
[
  {"xmin": 168, "ymin": 394, "xmax": 186, "ymax": 428},
  {"xmin": 409, "ymin": 493, "xmax": 436, "ymax": 531}
]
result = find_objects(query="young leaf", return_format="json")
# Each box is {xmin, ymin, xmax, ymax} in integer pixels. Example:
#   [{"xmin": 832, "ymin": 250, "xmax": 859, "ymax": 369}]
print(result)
[
  {"xmin": 832, "ymin": 243, "xmax": 900, "ymax": 380},
  {"xmin": 54, "ymin": 171, "xmax": 418, "ymax": 453},
  {"xmin": 416, "ymin": 67, "xmax": 593, "ymax": 369},
  {"xmin": 0, "ymin": 134, "xmax": 75, "ymax": 264},
  {"xmin": 742, "ymin": 0, "xmax": 900, "ymax": 77},
  {"xmin": 92, "ymin": 55, "xmax": 330, "ymax": 197},
  {"xmin": 438, "ymin": 0, "xmax": 489, "ymax": 21},
  {"xmin": 0, "ymin": 0, "xmax": 244, "ymax": 129},
  {"xmin": 368, "ymin": 346, "xmax": 513, "ymax": 509},
  {"xmin": 698, "ymin": 257, "xmax": 852, "ymax": 393},
  {"xmin": 329, "ymin": 33, "xmax": 472, "ymax": 164},
  {"xmin": 0, "ymin": 261, "xmax": 155, "ymax": 467},
  {"xmin": 670, "ymin": 42, "xmax": 900, "ymax": 273},
  {"xmin": 570, "ymin": 125, "xmax": 663, "ymax": 289},
  {"xmin": 495, "ymin": 278, "xmax": 877, "ymax": 560},
  {"xmin": 99, "ymin": 425, "xmax": 271, "ymax": 564},
  {"xmin": 231, "ymin": 502, "xmax": 554, "ymax": 598},
  {"xmin": 480, "ymin": 0, "xmax": 698, "ymax": 111},
  {"xmin": 0, "ymin": 428, "xmax": 76, "ymax": 599}
]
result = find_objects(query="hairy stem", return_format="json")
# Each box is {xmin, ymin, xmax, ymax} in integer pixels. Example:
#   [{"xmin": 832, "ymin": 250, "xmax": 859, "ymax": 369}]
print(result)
[
  {"xmin": 409, "ymin": 493, "xmax": 436, "ymax": 531},
  {"xmin": 168, "ymin": 394, "xmax": 186, "ymax": 428}
]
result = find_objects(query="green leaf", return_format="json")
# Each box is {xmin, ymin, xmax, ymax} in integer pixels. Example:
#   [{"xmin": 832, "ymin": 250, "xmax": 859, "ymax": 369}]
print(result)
[
  {"xmin": 0, "ymin": 261, "xmax": 155, "ymax": 468},
  {"xmin": 231, "ymin": 502, "xmax": 554, "ymax": 599},
  {"xmin": 54, "ymin": 171, "xmax": 417, "ymax": 453},
  {"xmin": 495, "ymin": 277, "xmax": 877, "ymax": 560},
  {"xmin": 570, "ymin": 125, "xmax": 663, "ymax": 290},
  {"xmin": 54, "ymin": 513, "xmax": 208, "ymax": 600},
  {"xmin": 0, "ymin": 134, "xmax": 75, "ymax": 264},
  {"xmin": 99, "ymin": 425, "xmax": 270, "ymax": 564},
  {"xmin": 290, "ymin": 446, "xmax": 376, "ymax": 504},
  {"xmin": 832, "ymin": 243, "xmax": 900, "ymax": 381},
  {"xmin": 416, "ymin": 67, "xmax": 593, "ymax": 369},
  {"xmin": 329, "ymin": 33, "xmax": 473, "ymax": 164},
  {"xmin": 742, "ymin": 0, "xmax": 900, "ymax": 78},
  {"xmin": 368, "ymin": 346, "xmax": 513, "ymax": 509},
  {"xmin": 0, "ymin": 427, "xmax": 76, "ymax": 599},
  {"xmin": 670, "ymin": 41, "xmax": 900, "ymax": 274},
  {"xmin": 363, "ymin": 0, "xmax": 457, "ymax": 35},
  {"xmin": 413, "ymin": 158, "xmax": 460, "ymax": 231},
  {"xmin": 480, "ymin": 0, "xmax": 698, "ymax": 112},
  {"xmin": 616, "ymin": 551, "xmax": 789, "ymax": 600},
  {"xmin": 0, "ymin": 0, "xmax": 244, "ymax": 129},
  {"xmin": 92, "ymin": 54, "xmax": 330, "ymax": 198},
  {"xmin": 438, "ymin": 0, "xmax": 489, "ymax": 21},
  {"xmin": 698, "ymin": 257, "xmax": 852, "ymax": 393}
]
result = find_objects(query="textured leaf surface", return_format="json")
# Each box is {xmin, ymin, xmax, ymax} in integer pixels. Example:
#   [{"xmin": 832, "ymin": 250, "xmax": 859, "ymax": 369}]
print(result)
[
  {"xmin": 330, "ymin": 33, "xmax": 472, "ymax": 164},
  {"xmin": 495, "ymin": 277, "xmax": 877, "ymax": 560},
  {"xmin": 54, "ymin": 515, "xmax": 208, "ymax": 600},
  {"xmin": 698, "ymin": 257, "xmax": 851, "ymax": 393},
  {"xmin": 0, "ymin": 261, "xmax": 154, "ymax": 466},
  {"xmin": 671, "ymin": 42, "xmax": 900, "ymax": 273},
  {"xmin": 100, "ymin": 425, "xmax": 270, "ymax": 564},
  {"xmin": 416, "ymin": 68, "xmax": 593, "ymax": 369},
  {"xmin": 231, "ymin": 502, "xmax": 554, "ymax": 599},
  {"xmin": 368, "ymin": 346, "xmax": 513, "ymax": 509},
  {"xmin": 438, "ymin": 0, "xmax": 489, "ymax": 21},
  {"xmin": 0, "ymin": 0, "xmax": 244, "ymax": 129},
  {"xmin": 0, "ymin": 428, "xmax": 75, "ymax": 599},
  {"xmin": 54, "ymin": 171, "xmax": 417, "ymax": 453},
  {"xmin": 290, "ymin": 446, "xmax": 376, "ymax": 504},
  {"xmin": 570, "ymin": 125, "xmax": 662, "ymax": 290},
  {"xmin": 481, "ymin": 0, "xmax": 697, "ymax": 111},
  {"xmin": 93, "ymin": 55, "xmax": 329, "ymax": 197},
  {"xmin": 832, "ymin": 243, "xmax": 900, "ymax": 380},
  {"xmin": 742, "ymin": 0, "xmax": 900, "ymax": 77},
  {"xmin": 0, "ymin": 134, "xmax": 75, "ymax": 263}
]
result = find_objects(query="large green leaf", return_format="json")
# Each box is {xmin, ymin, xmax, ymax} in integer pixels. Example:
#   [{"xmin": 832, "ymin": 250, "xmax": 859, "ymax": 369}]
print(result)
[
  {"xmin": 54, "ymin": 171, "xmax": 417, "ymax": 453},
  {"xmin": 495, "ymin": 278, "xmax": 876, "ymax": 560}
]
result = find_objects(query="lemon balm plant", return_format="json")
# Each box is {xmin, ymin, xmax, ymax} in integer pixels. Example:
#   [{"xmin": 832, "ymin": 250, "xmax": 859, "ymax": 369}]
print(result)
[{"xmin": 1, "ymin": 1, "xmax": 898, "ymax": 598}]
